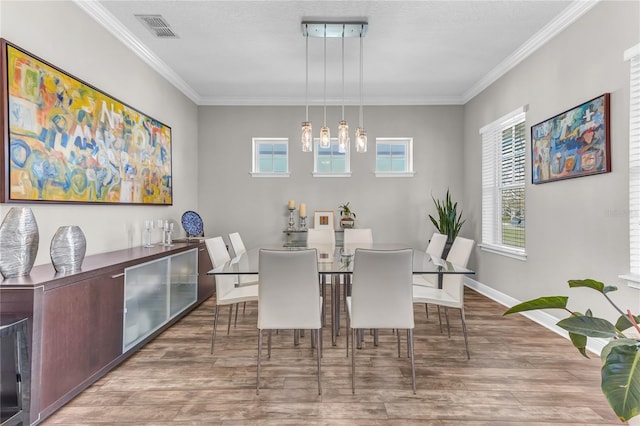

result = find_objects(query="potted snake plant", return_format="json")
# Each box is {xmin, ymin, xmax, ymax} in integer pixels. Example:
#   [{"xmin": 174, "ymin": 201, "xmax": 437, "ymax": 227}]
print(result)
[
  {"xmin": 428, "ymin": 189, "xmax": 465, "ymax": 256},
  {"xmin": 504, "ymin": 279, "xmax": 640, "ymax": 423}
]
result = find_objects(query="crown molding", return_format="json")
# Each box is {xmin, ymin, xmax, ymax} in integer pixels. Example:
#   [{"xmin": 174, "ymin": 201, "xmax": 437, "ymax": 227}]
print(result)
[
  {"xmin": 462, "ymin": 0, "xmax": 600, "ymax": 104},
  {"xmin": 198, "ymin": 95, "xmax": 464, "ymax": 106},
  {"xmin": 72, "ymin": 0, "xmax": 202, "ymax": 105}
]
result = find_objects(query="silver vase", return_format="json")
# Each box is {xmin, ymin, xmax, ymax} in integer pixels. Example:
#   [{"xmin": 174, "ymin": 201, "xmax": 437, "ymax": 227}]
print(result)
[
  {"xmin": 0, "ymin": 207, "xmax": 39, "ymax": 279},
  {"xmin": 50, "ymin": 226, "xmax": 86, "ymax": 274}
]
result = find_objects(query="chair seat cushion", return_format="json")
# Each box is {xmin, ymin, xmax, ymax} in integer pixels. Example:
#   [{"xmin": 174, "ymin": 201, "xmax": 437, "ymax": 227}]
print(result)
[
  {"xmin": 412, "ymin": 285, "xmax": 460, "ymax": 309},
  {"xmin": 219, "ymin": 284, "xmax": 259, "ymax": 305},
  {"xmin": 412, "ymin": 274, "xmax": 437, "ymax": 288}
]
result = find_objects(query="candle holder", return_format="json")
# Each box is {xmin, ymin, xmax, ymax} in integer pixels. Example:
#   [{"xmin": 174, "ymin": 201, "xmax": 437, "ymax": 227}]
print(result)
[
  {"xmin": 288, "ymin": 207, "xmax": 296, "ymax": 231},
  {"xmin": 299, "ymin": 216, "xmax": 307, "ymax": 231},
  {"xmin": 143, "ymin": 220, "xmax": 154, "ymax": 247},
  {"xmin": 163, "ymin": 222, "xmax": 174, "ymax": 247}
]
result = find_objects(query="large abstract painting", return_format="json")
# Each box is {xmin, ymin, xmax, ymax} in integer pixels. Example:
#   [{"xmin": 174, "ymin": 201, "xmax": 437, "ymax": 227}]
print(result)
[
  {"xmin": 531, "ymin": 93, "xmax": 610, "ymax": 184},
  {"xmin": 1, "ymin": 39, "xmax": 172, "ymax": 204}
]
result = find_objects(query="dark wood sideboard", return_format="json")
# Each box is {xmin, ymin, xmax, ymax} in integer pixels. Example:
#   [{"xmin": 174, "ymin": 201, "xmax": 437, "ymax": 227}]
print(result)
[{"xmin": 0, "ymin": 241, "xmax": 215, "ymax": 425}]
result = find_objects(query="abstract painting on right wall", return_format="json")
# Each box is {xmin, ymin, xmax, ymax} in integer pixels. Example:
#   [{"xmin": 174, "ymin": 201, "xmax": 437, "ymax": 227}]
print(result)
[{"xmin": 531, "ymin": 93, "xmax": 610, "ymax": 184}]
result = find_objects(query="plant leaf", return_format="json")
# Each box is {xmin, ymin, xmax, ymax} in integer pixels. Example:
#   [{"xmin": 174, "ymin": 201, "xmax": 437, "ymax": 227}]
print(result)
[
  {"xmin": 557, "ymin": 316, "xmax": 618, "ymax": 338},
  {"xmin": 503, "ymin": 296, "xmax": 568, "ymax": 315},
  {"xmin": 616, "ymin": 315, "xmax": 640, "ymax": 334},
  {"xmin": 568, "ymin": 332, "xmax": 589, "ymax": 358},
  {"xmin": 568, "ymin": 279, "xmax": 607, "ymax": 293},
  {"xmin": 601, "ymin": 342, "xmax": 640, "ymax": 421}
]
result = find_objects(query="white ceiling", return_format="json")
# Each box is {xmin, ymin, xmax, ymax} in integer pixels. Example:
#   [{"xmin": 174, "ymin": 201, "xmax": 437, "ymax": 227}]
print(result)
[{"xmin": 76, "ymin": 1, "xmax": 598, "ymax": 106}]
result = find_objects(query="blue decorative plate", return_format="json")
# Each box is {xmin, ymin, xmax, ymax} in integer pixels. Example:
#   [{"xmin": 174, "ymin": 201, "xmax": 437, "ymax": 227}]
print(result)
[{"xmin": 181, "ymin": 211, "xmax": 203, "ymax": 237}]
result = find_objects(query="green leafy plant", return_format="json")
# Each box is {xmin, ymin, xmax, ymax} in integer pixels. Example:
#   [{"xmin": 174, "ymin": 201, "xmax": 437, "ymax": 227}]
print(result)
[
  {"xmin": 428, "ymin": 189, "xmax": 464, "ymax": 243},
  {"xmin": 338, "ymin": 202, "xmax": 356, "ymax": 218},
  {"xmin": 504, "ymin": 279, "xmax": 640, "ymax": 422}
]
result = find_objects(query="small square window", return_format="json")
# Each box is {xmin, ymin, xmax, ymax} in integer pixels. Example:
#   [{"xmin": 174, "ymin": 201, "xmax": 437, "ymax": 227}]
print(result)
[
  {"xmin": 375, "ymin": 138, "xmax": 415, "ymax": 177},
  {"xmin": 313, "ymin": 138, "xmax": 351, "ymax": 177},
  {"xmin": 251, "ymin": 138, "xmax": 289, "ymax": 177}
]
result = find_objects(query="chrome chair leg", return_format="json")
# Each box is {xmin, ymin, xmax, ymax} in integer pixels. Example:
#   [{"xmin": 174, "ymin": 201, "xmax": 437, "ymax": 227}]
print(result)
[
  {"xmin": 351, "ymin": 328, "xmax": 357, "ymax": 394},
  {"xmin": 227, "ymin": 305, "xmax": 233, "ymax": 334},
  {"xmin": 234, "ymin": 303, "xmax": 239, "ymax": 327},
  {"xmin": 444, "ymin": 307, "xmax": 451, "ymax": 338},
  {"xmin": 211, "ymin": 305, "xmax": 220, "ymax": 354},
  {"xmin": 437, "ymin": 305, "xmax": 443, "ymax": 333},
  {"xmin": 268, "ymin": 330, "xmax": 272, "ymax": 358},
  {"xmin": 346, "ymin": 310, "xmax": 350, "ymax": 357},
  {"xmin": 396, "ymin": 328, "xmax": 401, "ymax": 357},
  {"xmin": 316, "ymin": 329, "xmax": 322, "ymax": 395},
  {"xmin": 461, "ymin": 307, "xmax": 470, "ymax": 359},
  {"xmin": 256, "ymin": 329, "xmax": 263, "ymax": 395},
  {"xmin": 408, "ymin": 329, "xmax": 416, "ymax": 394}
]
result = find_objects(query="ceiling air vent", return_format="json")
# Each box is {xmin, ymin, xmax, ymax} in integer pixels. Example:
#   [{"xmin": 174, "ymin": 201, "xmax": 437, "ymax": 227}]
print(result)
[{"xmin": 135, "ymin": 14, "xmax": 179, "ymax": 38}]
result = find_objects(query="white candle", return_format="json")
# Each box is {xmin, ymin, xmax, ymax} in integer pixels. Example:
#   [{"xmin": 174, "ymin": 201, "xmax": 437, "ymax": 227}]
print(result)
[
  {"xmin": 288, "ymin": 200, "xmax": 295, "ymax": 209},
  {"xmin": 299, "ymin": 203, "xmax": 306, "ymax": 217}
]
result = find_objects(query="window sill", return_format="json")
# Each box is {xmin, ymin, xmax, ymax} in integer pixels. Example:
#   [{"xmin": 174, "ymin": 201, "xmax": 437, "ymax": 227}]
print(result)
[
  {"xmin": 479, "ymin": 243, "xmax": 527, "ymax": 261},
  {"xmin": 312, "ymin": 172, "xmax": 352, "ymax": 178},
  {"xmin": 375, "ymin": 171, "xmax": 416, "ymax": 178},
  {"xmin": 619, "ymin": 273, "xmax": 640, "ymax": 290},
  {"xmin": 249, "ymin": 172, "xmax": 290, "ymax": 178}
]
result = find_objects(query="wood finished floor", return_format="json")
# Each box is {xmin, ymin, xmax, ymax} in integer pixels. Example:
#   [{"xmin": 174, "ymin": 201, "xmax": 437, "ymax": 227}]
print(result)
[{"xmin": 44, "ymin": 288, "xmax": 625, "ymax": 425}]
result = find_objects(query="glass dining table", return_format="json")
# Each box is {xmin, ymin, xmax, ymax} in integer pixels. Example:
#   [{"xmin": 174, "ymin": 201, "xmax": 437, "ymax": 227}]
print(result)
[{"xmin": 207, "ymin": 243, "xmax": 475, "ymax": 346}]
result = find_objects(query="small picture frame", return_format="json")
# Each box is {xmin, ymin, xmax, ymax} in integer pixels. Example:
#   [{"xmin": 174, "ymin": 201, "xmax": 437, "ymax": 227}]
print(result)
[{"xmin": 313, "ymin": 210, "xmax": 334, "ymax": 230}]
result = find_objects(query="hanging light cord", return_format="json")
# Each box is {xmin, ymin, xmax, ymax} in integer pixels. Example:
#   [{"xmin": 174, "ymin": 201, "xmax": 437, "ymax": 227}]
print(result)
[
  {"xmin": 342, "ymin": 26, "xmax": 345, "ymax": 120},
  {"xmin": 305, "ymin": 28, "xmax": 309, "ymax": 122},
  {"xmin": 323, "ymin": 24, "xmax": 327, "ymax": 127},
  {"xmin": 359, "ymin": 28, "xmax": 364, "ymax": 127}
]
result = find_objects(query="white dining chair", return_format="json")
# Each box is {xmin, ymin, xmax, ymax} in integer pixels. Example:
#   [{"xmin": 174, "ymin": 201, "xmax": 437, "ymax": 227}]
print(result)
[
  {"xmin": 205, "ymin": 236, "xmax": 258, "ymax": 354},
  {"xmin": 306, "ymin": 228, "xmax": 335, "ymax": 329},
  {"xmin": 343, "ymin": 228, "xmax": 373, "ymax": 249},
  {"xmin": 342, "ymin": 228, "xmax": 374, "ymax": 342},
  {"xmin": 412, "ymin": 236, "xmax": 474, "ymax": 359},
  {"xmin": 228, "ymin": 232, "xmax": 259, "ymax": 323},
  {"xmin": 346, "ymin": 248, "xmax": 416, "ymax": 394},
  {"xmin": 306, "ymin": 228, "xmax": 335, "ymax": 246},
  {"xmin": 256, "ymin": 248, "xmax": 322, "ymax": 395},
  {"xmin": 413, "ymin": 232, "xmax": 448, "ymax": 288}
]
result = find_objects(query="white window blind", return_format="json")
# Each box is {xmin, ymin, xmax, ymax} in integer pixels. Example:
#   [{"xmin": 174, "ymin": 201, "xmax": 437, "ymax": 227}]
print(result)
[
  {"xmin": 480, "ymin": 107, "xmax": 527, "ymax": 260},
  {"xmin": 625, "ymin": 44, "xmax": 640, "ymax": 280}
]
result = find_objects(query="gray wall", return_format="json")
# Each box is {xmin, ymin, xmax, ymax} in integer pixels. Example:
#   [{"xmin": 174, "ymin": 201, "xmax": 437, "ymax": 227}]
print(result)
[
  {"xmin": 0, "ymin": 1, "xmax": 199, "ymax": 265},
  {"xmin": 197, "ymin": 105, "xmax": 465, "ymax": 249},
  {"xmin": 463, "ymin": 0, "xmax": 640, "ymax": 318}
]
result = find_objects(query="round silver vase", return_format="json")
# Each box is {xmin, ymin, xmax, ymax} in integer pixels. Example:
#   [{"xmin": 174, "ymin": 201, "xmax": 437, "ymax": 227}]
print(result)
[
  {"xmin": 50, "ymin": 226, "xmax": 86, "ymax": 274},
  {"xmin": 0, "ymin": 207, "xmax": 40, "ymax": 279}
]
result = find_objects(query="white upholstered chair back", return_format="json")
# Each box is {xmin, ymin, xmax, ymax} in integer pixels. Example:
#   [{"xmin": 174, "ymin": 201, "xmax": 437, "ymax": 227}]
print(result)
[
  {"xmin": 426, "ymin": 232, "xmax": 448, "ymax": 258},
  {"xmin": 343, "ymin": 228, "xmax": 373, "ymax": 250},
  {"xmin": 350, "ymin": 248, "xmax": 414, "ymax": 330}
]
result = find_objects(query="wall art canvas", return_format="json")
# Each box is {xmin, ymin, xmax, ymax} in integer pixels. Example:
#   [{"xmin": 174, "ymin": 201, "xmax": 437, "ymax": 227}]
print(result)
[
  {"xmin": 0, "ymin": 39, "xmax": 172, "ymax": 204},
  {"xmin": 531, "ymin": 93, "xmax": 610, "ymax": 184}
]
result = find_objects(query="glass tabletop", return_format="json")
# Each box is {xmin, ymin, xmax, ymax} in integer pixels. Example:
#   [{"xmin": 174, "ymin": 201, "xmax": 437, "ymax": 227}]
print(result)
[{"xmin": 207, "ymin": 243, "xmax": 474, "ymax": 276}]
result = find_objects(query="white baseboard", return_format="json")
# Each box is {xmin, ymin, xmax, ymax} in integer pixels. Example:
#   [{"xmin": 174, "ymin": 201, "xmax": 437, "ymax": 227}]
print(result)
[{"xmin": 464, "ymin": 276, "xmax": 607, "ymax": 356}]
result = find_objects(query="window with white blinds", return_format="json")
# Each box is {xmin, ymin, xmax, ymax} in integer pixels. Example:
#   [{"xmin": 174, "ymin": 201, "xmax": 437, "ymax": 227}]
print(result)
[
  {"xmin": 480, "ymin": 107, "xmax": 527, "ymax": 260},
  {"xmin": 624, "ymin": 43, "xmax": 640, "ymax": 284}
]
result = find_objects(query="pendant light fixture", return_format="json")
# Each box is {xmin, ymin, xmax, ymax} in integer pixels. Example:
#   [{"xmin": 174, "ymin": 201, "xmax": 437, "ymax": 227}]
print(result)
[
  {"xmin": 337, "ymin": 28, "xmax": 349, "ymax": 154},
  {"xmin": 301, "ymin": 21, "xmax": 368, "ymax": 152},
  {"xmin": 319, "ymin": 24, "xmax": 331, "ymax": 149},
  {"xmin": 301, "ymin": 25, "xmax": 312, "ymax": 152},
  {"xmin": 355, "ymin": 28, "xmax": 367, "ymax": 153}
]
